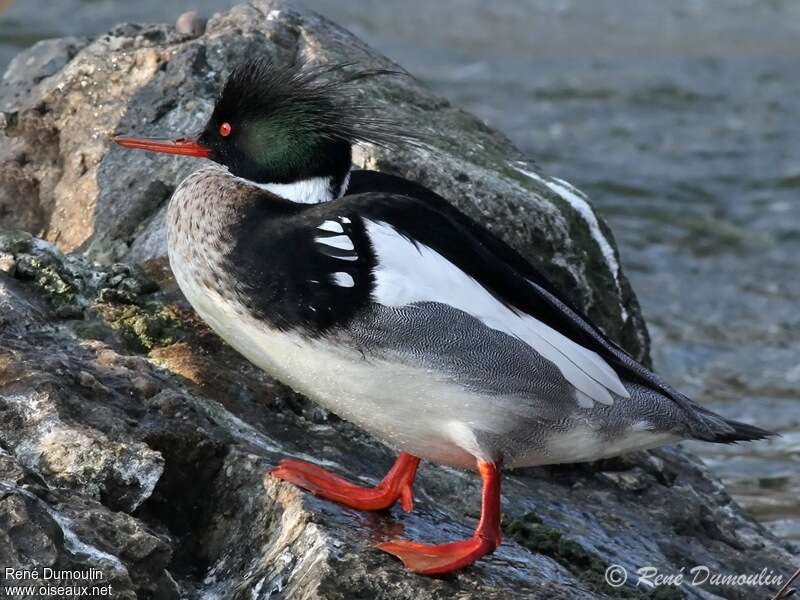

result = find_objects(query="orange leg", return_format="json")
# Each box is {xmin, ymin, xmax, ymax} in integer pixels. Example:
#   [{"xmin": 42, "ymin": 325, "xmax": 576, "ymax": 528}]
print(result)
[
  {"xmin": 377, "ymin": 460, "xmax": 502, "ymax": 575},
  {"xmin": 271, "ymin": 453, "xmax": 420, "ymax": 512}
]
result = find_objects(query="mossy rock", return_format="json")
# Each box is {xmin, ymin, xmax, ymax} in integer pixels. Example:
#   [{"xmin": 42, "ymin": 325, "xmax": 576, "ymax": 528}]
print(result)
[{"xmin": 95, "ymin": 303, "xmax": 191, "ymax": 353}]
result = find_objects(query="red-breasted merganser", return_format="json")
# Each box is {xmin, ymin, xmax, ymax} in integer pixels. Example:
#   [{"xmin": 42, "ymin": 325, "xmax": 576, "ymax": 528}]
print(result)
[{"xmin": 115, "ymin": 58, "xmax": 773, "ymax": 576}]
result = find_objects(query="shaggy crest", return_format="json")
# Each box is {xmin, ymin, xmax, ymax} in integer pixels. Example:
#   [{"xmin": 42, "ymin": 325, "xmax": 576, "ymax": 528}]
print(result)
[{"xmin": 210, "ymin": 56, "xmax": 418, "ymax": 149}]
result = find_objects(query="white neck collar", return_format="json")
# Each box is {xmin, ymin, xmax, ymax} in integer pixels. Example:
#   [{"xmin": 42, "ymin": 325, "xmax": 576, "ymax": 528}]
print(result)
[{"xmin": 231, "ymin": 169, "xmax": 351, "ymax": 204}]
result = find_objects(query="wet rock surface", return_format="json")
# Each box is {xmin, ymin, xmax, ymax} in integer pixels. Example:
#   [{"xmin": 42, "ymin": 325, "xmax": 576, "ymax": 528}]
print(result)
[{"xmin": 0, "ymin": 1, "xmax": 797, "ymax": 599}]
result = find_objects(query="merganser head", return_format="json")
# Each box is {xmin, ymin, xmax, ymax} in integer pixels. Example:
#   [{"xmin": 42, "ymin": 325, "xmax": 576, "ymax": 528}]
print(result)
[{"xmin": 115, "ymin": 57, "xmax": 408, "ymax": 203}]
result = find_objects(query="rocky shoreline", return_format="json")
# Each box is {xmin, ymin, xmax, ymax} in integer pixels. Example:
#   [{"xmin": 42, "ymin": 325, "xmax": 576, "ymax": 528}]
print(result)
[{"xmin": 0, "ymin": 1, "xmax": 796, "ymax": 598}]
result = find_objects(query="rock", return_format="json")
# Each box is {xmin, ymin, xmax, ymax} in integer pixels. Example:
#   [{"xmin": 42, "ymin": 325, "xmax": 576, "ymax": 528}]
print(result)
[
  {"xmin": 0, "ymin": 0, "xmax": 646, "ymax": 359},
  {"xmin": 0, "ymin": 251, "xmax": 15, "ymax": 274},
  {"xmin": 0, "ymin": 451, "xmax": 175, "ymax": 600},
  {"xmin": 175, "ymin": 11, "xmax": 206, "ymax": 37},
  {"xmin": 0, "ymin": 2, "xmax": 796, "ymax": 599},
  {"xmin": 0, "ymin": 226, "xmax": 796, "ymax": 599},
  {"xmin": 0, "ymin": 306, "xmax": 173, "ymax": 600},
  {"xmin": 2, "ymin": 37, "xmax": 87, "ymax": 89}
]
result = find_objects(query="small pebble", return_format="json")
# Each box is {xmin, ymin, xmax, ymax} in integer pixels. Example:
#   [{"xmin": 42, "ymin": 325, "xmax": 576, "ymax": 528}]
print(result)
[
  {"xmin": 131, "ymin": 375, "xmax": 158, "ymax": 399},
  {"xmin": 176, "ymin": 11, "xmax": 207, "ymax": 37},
  {"xmin": 107, "ymin": 273, "xmax": 127, "ymax": 287},
  {"xmin": 77, "ymin": 370, "xmax": 110, "ymax": 393},
  {"xmin": 109, "ymin": 263, "xmax": 132, "ymax": 276},
  {"xmin": 0, "ymin": 252, "xmax": 16, "ymax": 275},
  {"xmin": 309, "ymin": 406, "xmax": 330, "ymax": 423},
  {"xmin": 55, "ymin": 304, "xmax": 83, "ymax": 319}
]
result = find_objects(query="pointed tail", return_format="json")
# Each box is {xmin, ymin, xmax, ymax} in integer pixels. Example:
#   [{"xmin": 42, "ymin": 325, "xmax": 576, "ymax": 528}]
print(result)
[{"xmin": 690, "ymin": 405, "xmax": 777, "ymax": 444}]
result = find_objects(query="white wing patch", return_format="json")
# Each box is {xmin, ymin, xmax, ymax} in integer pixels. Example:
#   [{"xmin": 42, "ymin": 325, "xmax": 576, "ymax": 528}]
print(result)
[
  {"xmin": 316, "ymin": 225, "xmax": 358, "ymax": 262},
  {"xmin": 316, "ymin": 235, "xmax": 355, "ymax": 251},
  {"xmin": 318, "ymin": 220, "xmax": 344, "ymax": 233},
  {"xmin": 332, "ymin": 272, "xmax": 355, "ymax": 288},
  {"xmin": 364, "ymin": 220, "xmax": 630, "ymax": 406}
]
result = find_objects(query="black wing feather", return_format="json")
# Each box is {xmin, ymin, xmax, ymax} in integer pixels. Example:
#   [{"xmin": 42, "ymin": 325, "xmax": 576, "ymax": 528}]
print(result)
[{"xmin": 225, "ymin": 195, "xmax": 375, "ymax": 331}]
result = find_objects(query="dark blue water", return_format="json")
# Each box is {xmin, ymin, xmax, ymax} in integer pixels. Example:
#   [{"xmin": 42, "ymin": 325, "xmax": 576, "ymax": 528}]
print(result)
[{"xmin": 2, "ymin": 0, "xmax": 798, "ymax": 540}]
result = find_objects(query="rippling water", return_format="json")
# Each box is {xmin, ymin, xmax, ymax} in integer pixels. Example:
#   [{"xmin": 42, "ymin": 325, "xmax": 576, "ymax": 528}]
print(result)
[{"xmin": 1, "ymin": 0, "xmax": 798, "ymax": 540}]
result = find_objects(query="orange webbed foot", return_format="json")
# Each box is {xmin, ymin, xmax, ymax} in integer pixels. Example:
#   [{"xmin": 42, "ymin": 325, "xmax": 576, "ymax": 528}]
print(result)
[
  {"xmin": 377, "ymin": 535, "xmax": 497, "ymax": 575},
  {"xmin": 271, "ymin": 453, "xmax": 419, "ymax": 512},
  {"xmin": 377, "ymin": 460, "xmax": 503, "ymax": 575}
]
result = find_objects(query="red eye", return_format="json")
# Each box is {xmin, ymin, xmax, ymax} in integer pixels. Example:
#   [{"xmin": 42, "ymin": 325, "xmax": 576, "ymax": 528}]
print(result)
[{"xmin": 219, "ymin": 122, "xmax": 232, "ymax": 137}]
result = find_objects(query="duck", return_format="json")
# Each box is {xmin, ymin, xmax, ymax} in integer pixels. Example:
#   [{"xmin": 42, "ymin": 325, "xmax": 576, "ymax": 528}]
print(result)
[{"xmin": 114, "ymin": 57, "xmax": 773, "ymax": 576}]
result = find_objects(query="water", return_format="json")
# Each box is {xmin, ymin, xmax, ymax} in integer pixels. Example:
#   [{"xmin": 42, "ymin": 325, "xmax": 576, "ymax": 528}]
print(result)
[{"xmin": 1, "ymin": 0, "xmax": 798, "ymax": 541}]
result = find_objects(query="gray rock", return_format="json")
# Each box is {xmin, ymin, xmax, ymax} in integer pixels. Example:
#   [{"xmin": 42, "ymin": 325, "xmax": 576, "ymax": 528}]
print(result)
[
  {"xmin": 0, "ymin": 231, "xmax": 796, "ymax": 599},
  {"xmin": 175, "ymin": 11, "xmax": 206, "ymax": 37},
  {"xmin": 2, "ymin": 37, "xmax": 87, "ymax": 88},
  {"xmin": 0, "ymin": 2, "xmax": 796, "ymax": 599},
  {"xmin": 0, "ymin": 0, "xmax": 646, "ymax": 359},
  {"xmin": 0, "ymin": 251, "xmax": 15, "ymax": 275}
]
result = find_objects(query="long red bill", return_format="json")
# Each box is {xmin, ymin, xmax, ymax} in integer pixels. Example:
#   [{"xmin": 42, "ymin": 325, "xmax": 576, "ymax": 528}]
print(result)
[{"xmin": 113, "ymin": 135, "xmax": 211, "ymax": 158}]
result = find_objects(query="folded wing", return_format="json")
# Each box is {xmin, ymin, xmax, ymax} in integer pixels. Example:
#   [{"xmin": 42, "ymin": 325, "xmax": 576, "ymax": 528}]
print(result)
[{"xmin": 362, "ymin": 217, "xmax": 630, "ymax": 407}]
